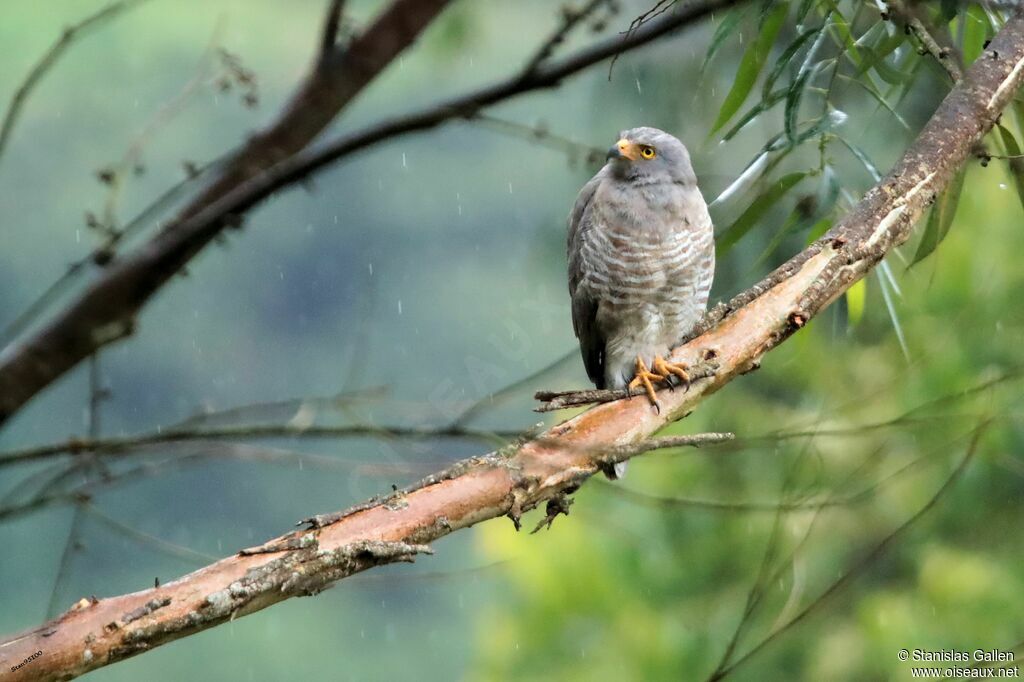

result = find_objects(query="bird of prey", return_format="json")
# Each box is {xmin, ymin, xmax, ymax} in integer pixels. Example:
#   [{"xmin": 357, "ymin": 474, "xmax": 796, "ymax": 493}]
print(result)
[{"xmin": 567, "ymin": 126, "xmax": 715, "ymax": 409}]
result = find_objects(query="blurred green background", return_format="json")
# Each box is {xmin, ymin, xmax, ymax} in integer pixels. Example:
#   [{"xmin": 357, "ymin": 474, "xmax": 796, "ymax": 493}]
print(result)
[{"xmin": 1, "ymin": 1, "xmax": 1022, "ymax": 680}]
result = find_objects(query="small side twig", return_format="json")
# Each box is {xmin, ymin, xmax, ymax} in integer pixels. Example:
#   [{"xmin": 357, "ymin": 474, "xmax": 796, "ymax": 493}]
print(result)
[
  {"xmin": 522, "ymin": 0, "xmax": 611, "ymax": 76},
  {"xmin": 96, "ymin": 22, "xmax": 228, "ymax": 233},
  {"xmin": 526, "ymin": 431, "xmax": 734, "ymax": 532},
  {"xmin": 0, "ymin": 0, "xmax": 152, "ymax": 162},
  {"xmin": 534, "ymin": 360, "xmax": 718, "ymax": 411},
  {"xmin": 320, "ymin": 0, "xmax": 347, "ymax": 61},
  {"xmin": 530, "ymin": 491, "xmax": 575, "ymax": 533},
  {"xmin": 470, "ymin": 114, "xmax": 606, "ymax": 166},
  {"xmin": 886, "ymin": 0, "xmax": 963, "ymax": 82}
]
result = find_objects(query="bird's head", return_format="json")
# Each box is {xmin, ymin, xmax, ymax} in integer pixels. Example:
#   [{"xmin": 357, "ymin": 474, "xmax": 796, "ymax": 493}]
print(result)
[{"xmin": 605, "ymin": 127, "xmax": 695, "ymax": 185}]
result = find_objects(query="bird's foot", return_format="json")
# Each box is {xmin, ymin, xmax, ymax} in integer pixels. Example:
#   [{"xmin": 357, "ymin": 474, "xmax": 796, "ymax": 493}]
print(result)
[
  {"xmin": 627, "ymin": 356, "xmax": 663, "ymax": 406},
  {"xmin": 627, "ymin": 355, "xmax": 690, "ymax": 407},
  {"xmin": 653, "ymin": 356, "xmax": 690, "ymax": 390}
]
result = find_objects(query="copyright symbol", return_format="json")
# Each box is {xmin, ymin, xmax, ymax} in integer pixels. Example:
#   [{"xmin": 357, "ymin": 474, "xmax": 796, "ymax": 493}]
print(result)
[{"xmin": 899, "ymin": 649, "xmax": 910, "ymax": 661}]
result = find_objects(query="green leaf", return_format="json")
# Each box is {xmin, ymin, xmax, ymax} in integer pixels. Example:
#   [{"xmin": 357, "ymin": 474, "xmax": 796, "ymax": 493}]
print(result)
[
  {"xmin": 846, "ymin": 278, "xmax": 866, "ymax": 326},
  {"xmin": 855, "ymin": 28, "xmax": 907, "ymax": 79},
  {"xmin": 1003, "ymin": 109, "xmax": 1024, "ymax": 215},
  {"xmin": 711, "ymin": 1, "xmax": 790, "ymax": 135},
  {"xmin": 762, "ymin": 26, "xmax": 819, "ymax": 100},
  {"xmin": 858, "ymin": 45, "xmax": 911, "ymax": 85},
  {"xmin": 876, "ymin": 264, "xmax": 909, "ymax": 359},
  {"xmin": 716, "ymin": 171, "xmax": 807, "ymax": 255},
  {"xmin": 750, "ymin": 203, "xmax": 807, "ymax": 269},
  {"xmin": 784, "ymin": 66, "xmax": 814, "ymax": 143},
  {"xmin": 910, "ymin": 168, "xmax": 966, "ymax": 267},
  {"xmin": 997, "ymin": 122, "xmax": 1024, "ymax": 215},
  {"xmin": 752, "ymin": 167, "xmax": 838, "ymax": 268},
  {"xmin": 940, "ymin": 0, "xmax": 959, "ymax": 22},
  {"xmin": 795, "ymin": 0, "xmax": 820, "ymax": 25},
  {"xmin": 837, "ymin": 136, "xmax": 882, "ymax": 181},
  {"xmin": 838, "ymin": 73, "xmax": 910, "ymax": 130},
  {"xmin": 805, "ymin": 216, "xmax": 832, "ymax": 244},
  {"xmin": 821, "ymin": 2, "xmax": 864, "ymax": 70},
  {"xmin": 722, "ymin": 88, "xmax": 788, "ymax": 141},
  {"xmin": 962, "ymin": 6, "xmax": 990, "ymax": 65},
  {"xmin": 702, "ymin": 7, "xmax": 749, "ymax": 74},
  {"xmin": 794, "ymin": 111, "xmax": 842, "ymax": 144}
]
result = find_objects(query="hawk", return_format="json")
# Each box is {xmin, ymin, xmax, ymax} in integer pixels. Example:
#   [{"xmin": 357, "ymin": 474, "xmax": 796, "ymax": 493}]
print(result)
[{"xmin": 567, "ymin": 127, "xmax": 715, "ymax": 410}]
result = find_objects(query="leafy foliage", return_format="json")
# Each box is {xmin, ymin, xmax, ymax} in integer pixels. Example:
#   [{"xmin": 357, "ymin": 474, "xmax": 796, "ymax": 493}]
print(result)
[
  {"xmin": 911, "ymin": 168, "xmax": 965, "ymax": 267},
  {"xmin": 2, "ymin": 2, "xmax": 1023, "ymax": 681},
  {"xmin": 474, "ymin": 2, "xmax": 1024, "ymax": 679}
]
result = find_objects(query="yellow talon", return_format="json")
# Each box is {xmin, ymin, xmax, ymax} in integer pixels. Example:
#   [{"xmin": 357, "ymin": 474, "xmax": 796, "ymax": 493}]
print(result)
[
  {"xmin": 627, "ymin": 355, "xmax": 662, "ymax": 405},
  {"xmin": 653, "ymin": 356, "xmax": 690, "ymax": 387},
  {"xmin": 628, "ymin": 355, "xmax": 690, "ymax": 406}
]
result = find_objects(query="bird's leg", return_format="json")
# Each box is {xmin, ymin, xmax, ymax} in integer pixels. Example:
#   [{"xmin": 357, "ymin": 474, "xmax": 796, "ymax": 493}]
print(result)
[
  {"xmin": 627, "ymin": 355, "xmax": 662, "ymax": 405},
  {"xmin": 653, "ymin": 356, "xmax": 690, "ymax": 389}
]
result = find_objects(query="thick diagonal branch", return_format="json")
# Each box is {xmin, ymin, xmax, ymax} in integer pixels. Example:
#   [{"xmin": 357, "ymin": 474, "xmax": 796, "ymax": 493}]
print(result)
[
  {"xmin": 3, "ymin": 10, "xmax": 1024, "ymax": 680},
  {"xmin": 0, "ymin": 0, "xmax": 453, "ymax": 424},
  {"xmin": 0, "ymin": 0, "xmax": 742, "ymax": 427}
]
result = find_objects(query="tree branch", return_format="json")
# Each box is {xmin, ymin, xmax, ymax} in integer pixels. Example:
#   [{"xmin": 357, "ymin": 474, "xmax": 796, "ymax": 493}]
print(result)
[
  {"xmin": 0, "ymin": 0, "xmax": 744, "ymax": 427},
  {"xmin": 886, "ymin": 0, "xmax": 963, "ymax": 82},
  {"xmin": 0, "ymin": 0, "xmax": 153, "ymax": 162},
  {"xmin": 3, "ymin": 10, "xmax": 1024, "ymax": 675},
  {"xmin": 0, "ymin": 0, "xmax": 455, "ymax": 425},
  {"xmin": 0, "ymin": 422, "xmax": 517, "ymax": 470},
  {"xmin": 319, "ymin": 0, "xmax": 347, "ymax": 62}
]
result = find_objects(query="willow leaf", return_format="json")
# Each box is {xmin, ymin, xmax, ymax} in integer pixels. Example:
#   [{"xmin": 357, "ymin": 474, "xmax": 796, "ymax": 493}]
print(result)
[
  {"xmin": 837, "ymin": 136, "xmax": 882, "ymax": 182},
  {"xmin": 962, "ymin": 5, "xmax": 990, "ymax": 65},
  {"xmin": 909, "ymin": 168, "xmax": 966, "ymax": 267},
  {"xmin": 716, "ymin": 171, "xmax": 807, "ymax": 255},
  {"xmin": 997, "ymin": 122, "xmax": 1024, "ymax": 215},
  {"xmin": 702, "ymin": 7, "xmax": 749, "ymax": 74},
  {"xmin": 711, "ymin": 1, "xmax": 790, "ymax": 135},
  {"xmin": 846, "ymin": 278, "xmax": 866, "ymax": 326},
  {"xmin": 762, "ymin": 26, "xmax": 819, "ymax": 100},
  {"xmin": 723, "ymin": 88, "xmax": 788, "ymax": 141}
]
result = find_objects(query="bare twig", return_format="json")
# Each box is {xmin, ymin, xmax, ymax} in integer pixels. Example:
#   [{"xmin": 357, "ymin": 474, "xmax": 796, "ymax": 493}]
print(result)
[
  {"xmin": 45, "ymin": 507, "xmax": 86, "ymax": 619},
  {"xmin": 708, "ymin": 425, "xmax": 986, "ymax": 680},
  {"xmin": 0, "ymin": 153, "xmax": 223, "ymax": 348},
  {"xmin": 97, "ymin": 22, "xmax": 226, "ymax": 232},
  {"xmin": 0, "ymin": 442, "xmax": 453, "ymax": 524},
  {"xmin": 469, "ymin": 114, "xmax": 606, "ymax": 166},
  {"xmin": 0, "ymin": 0, "xmax": 745, "ymax": 427},
  {"xmin": 604, "ymin": 430, "xmax": 972, "ymax": 513},
  {"xmin": 45, "ymin": 354, "xmax": 108, "ymax": 618},
  {"xmin": 0, "ymin": 422, "xmax": 517, "ymax": 470},
  {"xmin": 449, "ymin": 349, "xmax": 576, "ymax": 428},
  {"xmin": 628, "ymin": 0, "xmax": 679, "ymax": 33},
  {"xmin": 534, "ymin": 360, "xmax": 719, "ymax": 411},
  {"xmin": 81, "ymin": 503, "xmax": 218, "ymax": 565},
  {"xmin": 2, "ymin": 6, "xmax": 1024, "ymax": 680},
  {"xmin": 886, "ymin": 0, "xmax": 963, "ymax": 82},
  {"xmin": 522, "ymin": 0, "xmax": 610, "ymax": 75},
  {"xmin": 319, "ymin": 0, "xmax": 347, "ymax": 61},
  {"xmin": 172, "ymin": 385, "xmax": 388, "ymax": 429},
  {"xmin": 0, "ymin": 0, "xmax": 153, "ymax": 161}
]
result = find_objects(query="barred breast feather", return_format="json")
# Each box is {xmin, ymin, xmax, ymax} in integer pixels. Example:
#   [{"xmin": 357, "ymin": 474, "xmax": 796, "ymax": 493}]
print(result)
[{"xmin": 567, "ymin": 165, "xmax": 714, "ymax": 390}]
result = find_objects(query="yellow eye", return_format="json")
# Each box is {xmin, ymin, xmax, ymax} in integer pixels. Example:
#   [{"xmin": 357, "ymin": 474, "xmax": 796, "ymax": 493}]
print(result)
[{"xmin": 640, "ymin": 146, "xmax": 656, "ymax": 159}]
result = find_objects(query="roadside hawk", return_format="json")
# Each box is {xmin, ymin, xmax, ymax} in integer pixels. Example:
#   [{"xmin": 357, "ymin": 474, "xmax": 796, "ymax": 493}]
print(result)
[{"xmin": 567, "ymin": 127, "xmax": 715, "ymax": 410}]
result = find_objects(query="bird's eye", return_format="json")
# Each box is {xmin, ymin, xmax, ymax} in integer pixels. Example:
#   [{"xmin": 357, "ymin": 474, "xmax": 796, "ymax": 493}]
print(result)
[{"xmin": 640, "ymin": 146, "xmax": 656, "ymax": 159}]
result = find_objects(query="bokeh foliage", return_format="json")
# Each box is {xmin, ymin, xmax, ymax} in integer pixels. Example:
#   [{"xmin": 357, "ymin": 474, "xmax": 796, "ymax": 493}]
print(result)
[{"xmin": 0, "ymin": 1, "xmax": 1022, "ymax": 680}]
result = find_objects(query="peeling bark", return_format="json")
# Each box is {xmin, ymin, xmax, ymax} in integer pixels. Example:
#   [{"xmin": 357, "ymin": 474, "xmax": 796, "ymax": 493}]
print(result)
[{"xmin": 2, "ymin": 7, "xmax": 1024, "ymax": 682}]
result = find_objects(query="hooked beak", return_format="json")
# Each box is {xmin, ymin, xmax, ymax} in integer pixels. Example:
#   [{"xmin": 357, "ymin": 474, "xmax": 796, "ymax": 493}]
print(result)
[{"xmin": 606, "ymin": 138, "xmax": 639, "ymax": 161}]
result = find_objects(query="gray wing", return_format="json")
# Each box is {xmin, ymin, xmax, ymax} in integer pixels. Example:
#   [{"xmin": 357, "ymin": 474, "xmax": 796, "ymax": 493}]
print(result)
[{"xmin": 567, "ymin": 170, "xmax": 607, "ymax": 388}]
